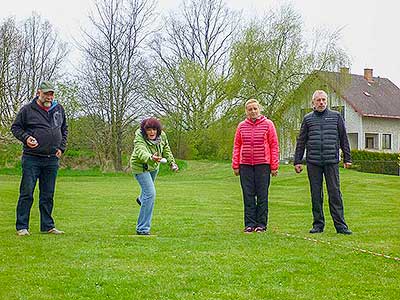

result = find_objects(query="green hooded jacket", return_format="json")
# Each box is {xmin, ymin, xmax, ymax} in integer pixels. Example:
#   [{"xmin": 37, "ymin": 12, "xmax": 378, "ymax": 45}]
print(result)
[{"xmin": 130, "ymin": 128, "xmax": 176, "ymax": 174}]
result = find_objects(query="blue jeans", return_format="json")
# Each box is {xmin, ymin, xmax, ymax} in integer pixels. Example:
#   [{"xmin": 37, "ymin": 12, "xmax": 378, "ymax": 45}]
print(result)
[
  {"xmin": 134, "ymin": 170, "xmax": 158, "ymax": 233},
  {"xmin": 16, "ymin": 155, "xmax": 59, "ymax": 231}
]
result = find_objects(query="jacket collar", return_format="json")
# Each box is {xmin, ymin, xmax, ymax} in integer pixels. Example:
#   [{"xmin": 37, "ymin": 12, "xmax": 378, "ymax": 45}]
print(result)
[
  {"xmin": 31, "ymin": 96, "xmax": 58, "ymax": 111},
  {"xmin": 313, "ymin": 108, "xmax": 329, "ymax": 116},
  {"xmin": 245, "ymin": 115, "xmax": 266, "ymax": 125}
]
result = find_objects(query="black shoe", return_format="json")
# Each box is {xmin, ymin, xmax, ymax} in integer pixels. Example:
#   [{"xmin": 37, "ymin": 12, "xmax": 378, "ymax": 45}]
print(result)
[
  {"xmin": 309, "ymin": 227, "xmax": 323, "ymax": 234},
  {"xmin": 136, "ymin": 198, "xmax": 141, "ymax": 206},
  {"xmin": 136, "ymin": 231, "xmax": 150, "ymax": 235},
  {"xmin": 254, "ymin": 226, "xmax": 266, "ymax": 233},
  {"xmin": 337, "ymin": 228, "xmax": 352, "ymax": 235},
  {"xmin": 243, "ymin": 226, "xmax": 254, "ymax": 234}
]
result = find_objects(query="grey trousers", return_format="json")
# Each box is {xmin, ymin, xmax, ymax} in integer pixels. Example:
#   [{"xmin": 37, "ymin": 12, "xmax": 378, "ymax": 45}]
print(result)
[{"xmin": 306, "ymin": 163, "xmax": 349, "ymax": 231}]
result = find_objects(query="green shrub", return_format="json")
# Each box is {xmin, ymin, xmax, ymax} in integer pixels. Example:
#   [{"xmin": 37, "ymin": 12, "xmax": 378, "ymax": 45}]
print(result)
[
  {"xmin": 0, "ymin": 143, "xmax": 22, "ymax": 168},
  {"xmin": 350, "ymin": 150, "xmax": 399, "ymax": 176},
  {"xmin": 164, "ymin": 118, "xmax": 236, "ymax": 161}
]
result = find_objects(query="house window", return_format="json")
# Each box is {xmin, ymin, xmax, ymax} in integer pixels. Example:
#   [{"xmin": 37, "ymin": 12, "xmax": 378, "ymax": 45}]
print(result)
[
  {"xmin": 382, "ymin": 134, "xmax": 392, "ymax": 149},
  {"xmin": 365, "ymin": 133, "xmax": 378, "ymax": 149},
  {"xmin": 365, "ymin": 137, "xmax": 374, "ymax": 149},
  {"xmin": 331, "ymin": 105, "xmax": 345, "ymax": 119}
]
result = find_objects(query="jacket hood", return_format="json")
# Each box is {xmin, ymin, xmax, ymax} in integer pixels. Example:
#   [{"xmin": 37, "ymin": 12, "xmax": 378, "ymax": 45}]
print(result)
[{"xmin": 31, "ymin": 96, "xmax": 58, "ymax": 111}]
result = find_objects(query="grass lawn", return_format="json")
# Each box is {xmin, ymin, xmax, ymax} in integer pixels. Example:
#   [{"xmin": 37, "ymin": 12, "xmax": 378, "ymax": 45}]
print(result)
[{"xmin": 0, "ymin": 161, "xmax": 399, "ymax": 300}]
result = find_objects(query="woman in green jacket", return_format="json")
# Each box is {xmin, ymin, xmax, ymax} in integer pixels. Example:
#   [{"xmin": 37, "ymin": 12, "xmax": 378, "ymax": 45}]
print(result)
[{"xmin": 130, "ymin": 118, "xmax": 178, "ymax": 235}]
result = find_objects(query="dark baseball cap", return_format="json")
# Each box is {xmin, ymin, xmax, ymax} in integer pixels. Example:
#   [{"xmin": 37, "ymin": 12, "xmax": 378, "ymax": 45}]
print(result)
[{"xmin": 38, "ymin": 81, "xmax": 55, "ymax": 93}]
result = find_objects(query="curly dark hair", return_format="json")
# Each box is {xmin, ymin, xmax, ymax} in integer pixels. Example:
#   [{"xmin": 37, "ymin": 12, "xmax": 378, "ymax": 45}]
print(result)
[{"xmin": 140, "ymin": 118, "xmax": 162, "ymax": 138}]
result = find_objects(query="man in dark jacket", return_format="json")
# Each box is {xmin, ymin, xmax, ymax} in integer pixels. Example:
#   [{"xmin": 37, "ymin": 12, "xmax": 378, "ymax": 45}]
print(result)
[
  {"xmin": 11, "ymin": 81, "xmax": 68, "ymax": 236},
  {"xmin": 294, "ymin": 90, "xmax": 352, "ymax": 235}
]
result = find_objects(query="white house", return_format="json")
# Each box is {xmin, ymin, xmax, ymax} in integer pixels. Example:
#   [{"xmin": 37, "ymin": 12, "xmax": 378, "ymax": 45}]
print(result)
[{"xmin": 320, "ymin": 68, "xmax": 400, "ymax": 153}]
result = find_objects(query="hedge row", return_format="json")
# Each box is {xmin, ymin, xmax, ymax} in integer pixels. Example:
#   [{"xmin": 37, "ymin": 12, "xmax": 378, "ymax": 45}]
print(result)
[{"xmin": 350, "ymin": 150, "xmax": 399, "ymax": 176}]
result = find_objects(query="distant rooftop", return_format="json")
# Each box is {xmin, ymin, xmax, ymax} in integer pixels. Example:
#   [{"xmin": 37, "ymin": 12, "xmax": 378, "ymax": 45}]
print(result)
[{"xmin": 316, "ymin": 69, "xmax": 400, "ymax": 119}]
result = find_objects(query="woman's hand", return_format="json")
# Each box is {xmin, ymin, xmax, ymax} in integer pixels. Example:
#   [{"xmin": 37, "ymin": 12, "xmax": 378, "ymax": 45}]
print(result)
[
  {"xmin": 271, "ymin": 170, "xmax": 278, "ymax": 177},
  {"xmin": 171, "ymin": 163, "xmax": 179, "ymax": 172},
  {"xmin": 151, "ymin": 153, "xmax": 162, "ymax": 162}
]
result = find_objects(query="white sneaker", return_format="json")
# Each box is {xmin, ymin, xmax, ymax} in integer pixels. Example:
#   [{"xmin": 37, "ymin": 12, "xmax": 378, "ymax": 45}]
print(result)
[
  {"xmin": 47, "ymin": 228, "xmax": 64, "ymax": 235},
  {"xmin": 16, "ymin": 229, "xmax": 30, "ymax": 236}
]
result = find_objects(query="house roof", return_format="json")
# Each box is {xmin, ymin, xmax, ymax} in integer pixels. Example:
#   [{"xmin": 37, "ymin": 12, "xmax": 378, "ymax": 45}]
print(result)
[{"xmin": 316, "ymin": 71, "xmax": 400, "ymax": 119}]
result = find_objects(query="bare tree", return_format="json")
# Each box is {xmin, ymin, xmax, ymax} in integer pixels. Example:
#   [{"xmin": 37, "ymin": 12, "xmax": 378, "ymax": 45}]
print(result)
[
  {"xmin": 0, "ymin": 18, "xmax": 21, "ymax": 133},
  {"xmin": 22, "ymin": 13, "xmax": 68, "ymax": 99},
  {"xmin": 0, "ymin": 14, "xmax": 68, "ymax": 139},
  {"xmin": 141, "ymin": 0, "xmax": 240, "ymax": 157},
  {"xmin": 78, "ymin": 0, "xmax": 156, "ymax": 171},
  {"xmin": 144, "ymin": 0, "xmax": 240, "ymax": 132}
]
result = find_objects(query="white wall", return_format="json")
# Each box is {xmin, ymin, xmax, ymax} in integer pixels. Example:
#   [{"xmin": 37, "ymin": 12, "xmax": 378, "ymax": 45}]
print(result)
[{"xmin": 344, "ymin": 103, "xmax": 362, "ymax": 133}]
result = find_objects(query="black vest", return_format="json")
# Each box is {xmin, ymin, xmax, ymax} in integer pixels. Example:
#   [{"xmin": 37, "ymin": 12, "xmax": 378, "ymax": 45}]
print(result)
[{"xmin": 304, "ymin": 109, "xmax": 340, "ymax": 165}]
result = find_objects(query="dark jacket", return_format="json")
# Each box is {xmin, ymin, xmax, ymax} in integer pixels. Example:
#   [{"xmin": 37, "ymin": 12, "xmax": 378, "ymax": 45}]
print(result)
[
  {"xmin": 11, "ymin": 98, "xmax": 68, "ymax": 157},
  {"xmin": 294, "ymin": 108, "xmax": 351, "ymax": 166}
]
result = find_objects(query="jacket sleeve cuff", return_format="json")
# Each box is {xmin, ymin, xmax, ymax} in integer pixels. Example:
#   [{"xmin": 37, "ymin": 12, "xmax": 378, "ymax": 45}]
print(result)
[{"xmin": 22, "ymin": 134, "xmax": 30, "ymax": 143}]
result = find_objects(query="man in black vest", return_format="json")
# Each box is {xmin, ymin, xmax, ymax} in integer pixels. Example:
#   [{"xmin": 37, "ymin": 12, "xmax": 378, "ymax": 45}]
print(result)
[
  {"xmin": 11, "ymin": 81, "xmax": 68, "ymax": 236},
  {"xmin": 294, "ymin": 90, "xmax": 352, "ymax": 235}
]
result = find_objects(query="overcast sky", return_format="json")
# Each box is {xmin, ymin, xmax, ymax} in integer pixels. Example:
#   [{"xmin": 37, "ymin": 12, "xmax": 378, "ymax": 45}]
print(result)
[{"xmin": 1, "ymin": 0, "xmax": 399, "ymax": 86}]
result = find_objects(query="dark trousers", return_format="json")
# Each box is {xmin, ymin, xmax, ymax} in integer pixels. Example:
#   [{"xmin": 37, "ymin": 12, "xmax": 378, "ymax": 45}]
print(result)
[
  {"xmin": 239, "ymin": 164, "xmax": 271, "ymax": 228},
  {"xmin": 16, "ymin": 155, "xmax": 59, "ymax": 231},
  {"xmin": 306, "ymin": 163, "xmax": 348, "ymax": 231}
]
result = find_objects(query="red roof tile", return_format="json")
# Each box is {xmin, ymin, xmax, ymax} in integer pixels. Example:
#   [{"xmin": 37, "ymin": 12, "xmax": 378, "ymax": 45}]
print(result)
[{"xmin": 316, "ymin": 71, "xmax": 400, "ymax": 119}]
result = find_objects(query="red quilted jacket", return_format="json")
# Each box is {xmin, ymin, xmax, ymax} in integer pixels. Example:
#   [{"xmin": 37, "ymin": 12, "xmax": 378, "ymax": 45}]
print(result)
[{"xmin": 232, "ymin": 115, "xmax": 279, "ymax": 171}]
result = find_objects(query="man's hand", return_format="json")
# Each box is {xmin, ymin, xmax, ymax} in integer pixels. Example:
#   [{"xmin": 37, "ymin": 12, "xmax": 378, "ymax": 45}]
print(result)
[
  {"xmin": 294, "ymin": 164, "xmax": 303, "ymax": 173},
  {"xmin": 55, "ymin": 149, "xmax": 62, "ymax": 158},
  {"xmin": 233, "ymin": 169, "xmax": 240, "ymax": 176},
  {"xmin": 344, "ymin": 162, "xmax": 352, "ymax": 169},
  {"xmin": 271, "ymin": 170, "xmax": 278, "ymax": 177},
  {"xmin": 26, "ymin": 136, "xmax": 38, "ymax": 148}
]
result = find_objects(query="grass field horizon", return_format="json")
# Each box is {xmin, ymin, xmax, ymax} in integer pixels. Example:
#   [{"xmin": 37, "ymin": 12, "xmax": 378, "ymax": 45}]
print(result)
[{"xmin": 0, "ymin": 161, "xmax": 399, "ymax": 299}]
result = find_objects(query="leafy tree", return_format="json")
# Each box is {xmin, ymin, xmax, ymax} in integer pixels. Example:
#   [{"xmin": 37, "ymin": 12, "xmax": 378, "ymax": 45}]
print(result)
[
  {"xmin": 230, "ymin": 4, "xmax": 349, "ymax": 121},
  {"xmin": 56, "ymin": 80, "xmax": 83, "ymax": 150}
]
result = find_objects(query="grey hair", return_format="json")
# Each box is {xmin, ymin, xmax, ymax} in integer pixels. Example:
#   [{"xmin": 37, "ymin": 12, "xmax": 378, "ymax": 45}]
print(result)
[{"xmin": 312, "ymin": 90, "xmax": 328, "ymax": 101}]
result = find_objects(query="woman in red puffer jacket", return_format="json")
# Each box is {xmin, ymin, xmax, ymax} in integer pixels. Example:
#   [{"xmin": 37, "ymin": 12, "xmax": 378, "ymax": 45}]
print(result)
[{"xmin": 232, "ymin": 99, "xmax": 279, "ymax": 234}]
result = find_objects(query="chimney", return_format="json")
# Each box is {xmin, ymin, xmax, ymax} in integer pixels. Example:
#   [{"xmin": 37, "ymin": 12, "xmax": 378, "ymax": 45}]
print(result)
[
  {"xmin": 340, "ymin": 67, "xmax": 349, "ymax": 74},
  {"xmin": 364, "ymin": 68, "xmax": 373, "ymax": 83}
]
